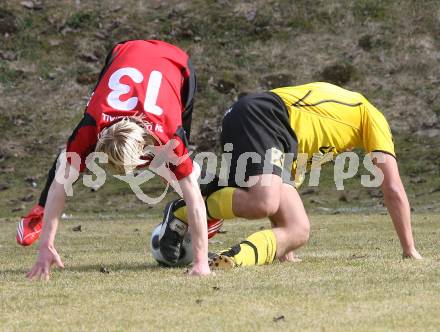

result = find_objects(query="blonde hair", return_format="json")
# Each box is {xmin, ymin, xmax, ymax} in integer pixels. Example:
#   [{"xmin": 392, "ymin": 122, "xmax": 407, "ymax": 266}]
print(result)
[{"xmin": 95, "ymin": 117, "xmax": 153, "ymax": 174}]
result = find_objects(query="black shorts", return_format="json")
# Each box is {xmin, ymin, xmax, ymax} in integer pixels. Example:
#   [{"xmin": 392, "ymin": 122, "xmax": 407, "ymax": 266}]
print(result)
[{"xmin": 220, "ymin": 92, "xmax": 298, "ymax": 187}]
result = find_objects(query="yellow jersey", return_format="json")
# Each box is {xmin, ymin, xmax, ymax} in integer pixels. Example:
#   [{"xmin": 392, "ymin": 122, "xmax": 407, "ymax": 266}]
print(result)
[{"xmin": 272, "ymin": 82, "xmax": 395, "ymax": 172}]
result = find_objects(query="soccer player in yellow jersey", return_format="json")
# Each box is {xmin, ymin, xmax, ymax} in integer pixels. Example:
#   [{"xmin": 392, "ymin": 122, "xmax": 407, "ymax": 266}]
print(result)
[{"xmin": 159, "ymin": 82, "xmax": 422, "ymax": 268}]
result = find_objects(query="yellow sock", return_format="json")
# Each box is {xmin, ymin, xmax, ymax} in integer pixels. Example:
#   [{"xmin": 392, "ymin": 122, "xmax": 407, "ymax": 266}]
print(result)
[
  {"xmin": 173, "ymin": 187, "xmax": 236, "ymax": 222},
  {"xmin": 206, "ymin": 187, "xmax": 236, "ymax": 219},
  {"xmin": 173, "ymin": 206, "xmax": 188, "ymax": 223},
  {"xmin": 221, "ymin": 230, "xmax": 277, "ymax": 266}
]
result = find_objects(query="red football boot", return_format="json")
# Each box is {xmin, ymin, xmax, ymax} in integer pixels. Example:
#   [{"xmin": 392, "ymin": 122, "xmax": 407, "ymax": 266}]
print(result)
[{"xmin": 16, "ymin": 204, "xmax": 44, "ymax": 246}]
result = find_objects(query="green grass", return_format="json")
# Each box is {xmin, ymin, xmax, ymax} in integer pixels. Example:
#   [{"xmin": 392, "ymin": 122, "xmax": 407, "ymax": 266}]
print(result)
[
  {"xmin": 1, "ymin": 214, "xmax": 439, "ymax": 331},
  {"xmin": 65, "ymin": 11, "xmax": 99, "ymax": 30}
]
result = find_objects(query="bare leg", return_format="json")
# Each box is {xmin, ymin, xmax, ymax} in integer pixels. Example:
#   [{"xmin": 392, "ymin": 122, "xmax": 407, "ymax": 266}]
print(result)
[
  {"xmin": 232, "ymin": 174, "xmax": 282, "ymax": 219},
  {"xmin": 269, "ymin": 183, "xmax": 310, "ymax": 258},
  {"xmin": 229, "ymin": 175, "xmax": 309, "ymax": 259},
  {"xmin": 269, "ymin": 218, "xmax": 300, "ymax": 262}
]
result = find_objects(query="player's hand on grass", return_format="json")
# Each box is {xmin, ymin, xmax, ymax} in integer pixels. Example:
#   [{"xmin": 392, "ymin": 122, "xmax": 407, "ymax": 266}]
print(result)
[
  {"xmin": 403, "ymin": 248, "xmax": 423, "ymax": 260},
  {"xmin": 26, "ymin": 245, "xmax": 64, "ymax": 281},
  {"xmin": 278, "ymin": 251, "xmax": 302, "ymax": 263},
  {"xmin": 188, "ymin": 262, "xmax": 211, "ymax": 276}
]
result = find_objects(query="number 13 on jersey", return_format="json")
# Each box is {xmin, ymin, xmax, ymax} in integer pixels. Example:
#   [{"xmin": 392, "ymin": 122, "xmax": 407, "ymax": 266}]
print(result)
[{"xmin": 106, "ymin": 67, "xmax": 164, "ymax": 116}]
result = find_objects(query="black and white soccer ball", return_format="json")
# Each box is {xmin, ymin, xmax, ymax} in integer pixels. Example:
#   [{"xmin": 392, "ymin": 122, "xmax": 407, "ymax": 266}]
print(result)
[{"xmin": 150, "ymin": 223, "xmax": 193, "ymax": 267}]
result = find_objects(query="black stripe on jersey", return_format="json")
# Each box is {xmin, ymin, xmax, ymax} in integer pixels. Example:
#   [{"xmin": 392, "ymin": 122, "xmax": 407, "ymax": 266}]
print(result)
[
  {"xmin": 293, "ymin": 90, "xmax": 312, "ymax": 107},
  {"xmin": 181, "ymin": 59, "xmax": 196, "ymax": 141},
  {"xmin": 38, "ymin": 154, "xmax": 60, "ymax": 207},
  {"xmin": 67, "ymin": 113, "xmax": 97, "ymax": 144},
  {"xmin": 293, "ymin": 90, "xmax": 362, "ymax": 108},
  {"xmin": 174, "ymin": 126, "xmax": 189, "ymax": 149}
]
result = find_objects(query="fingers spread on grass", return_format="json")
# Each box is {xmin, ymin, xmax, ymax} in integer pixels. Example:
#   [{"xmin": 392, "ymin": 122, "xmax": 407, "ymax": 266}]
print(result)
[
  {"xmin": 55, "ymin": 255, "xmax": 65, "ymax": 268},
  {"xmin": 43, "ymin": 266, "xmax": 50, "ymax": 280},
  {"xmin": 27, "ymin": 266, "xmax": 42, "ymax": 280}
]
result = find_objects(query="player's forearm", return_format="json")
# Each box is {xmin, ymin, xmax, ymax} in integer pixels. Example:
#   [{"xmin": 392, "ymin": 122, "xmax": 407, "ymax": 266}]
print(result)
[
  {"xmin": 383, "ymin": 187, "xmax": 416, "ymax": 253},
  {"xmin": 186, "ymin": 197, "xmax": 209, "ymax": 263},
  {"xmin": 178, "ymin": 165, "xmax": 209, "ymax": 265},
  {"xmin": 39, "ymin": 181, "xmax": 66, "ymax": 247}
]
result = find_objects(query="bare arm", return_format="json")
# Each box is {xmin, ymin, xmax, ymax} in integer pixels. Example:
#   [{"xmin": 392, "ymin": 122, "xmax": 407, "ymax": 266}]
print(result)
[
  {"xmin": 178, "ymin": 166, "xmax": 210, "ymax": 276},
  {"xmin": 373, "ymin": 152, "xmax": 422, "ymax": 259},
  {"xmin": 26, "ymin": 159, "xmax": 76, "ymax": 280},
  {"xmin": 39, "ymin": 180, "xmax": 66, "ymax": 247}
]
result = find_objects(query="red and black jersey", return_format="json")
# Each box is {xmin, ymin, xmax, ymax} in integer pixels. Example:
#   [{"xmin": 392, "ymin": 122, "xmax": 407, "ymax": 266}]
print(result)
[{"xmin": 66, "ymin": 40, "xmax": 196, "ymax": 180}]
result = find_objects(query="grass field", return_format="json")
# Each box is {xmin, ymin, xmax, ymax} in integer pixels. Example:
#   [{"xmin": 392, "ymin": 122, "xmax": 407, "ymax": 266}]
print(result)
[{"xmin": 1, "ymin": 213, "xmax": 439, "ymax": 331}]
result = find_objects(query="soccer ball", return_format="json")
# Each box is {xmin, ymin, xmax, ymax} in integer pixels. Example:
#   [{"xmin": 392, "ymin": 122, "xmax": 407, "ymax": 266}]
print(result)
[
  {"xmin": 150, "ymin": 223, "xmax": 193, "ymax": 267},
  {"xmin": 150, "ymin": 218, "xmax": 224, "ymax": 267}
]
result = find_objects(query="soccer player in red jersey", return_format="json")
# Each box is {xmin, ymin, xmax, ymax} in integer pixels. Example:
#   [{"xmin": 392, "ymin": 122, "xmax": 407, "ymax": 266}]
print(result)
[{"xmin": 21, "ymin": 40, "xmax": 211, "ymax": 278}]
